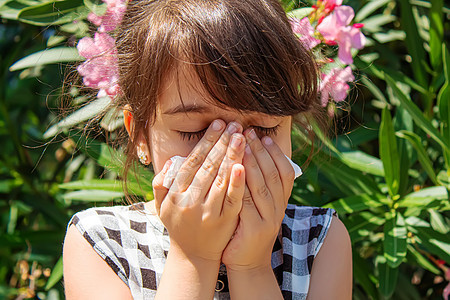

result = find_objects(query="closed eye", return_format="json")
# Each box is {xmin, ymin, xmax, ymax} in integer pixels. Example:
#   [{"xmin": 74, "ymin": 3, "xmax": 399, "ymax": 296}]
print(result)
[{"xmin": 177, "ymin": 125, "xmax": 280, "ymax": 141}]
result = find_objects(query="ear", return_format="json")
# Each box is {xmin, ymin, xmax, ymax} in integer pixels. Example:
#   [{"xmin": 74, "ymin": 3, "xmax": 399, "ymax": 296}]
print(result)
[
  {"xmin": 123, "ymin": 105, "xmax": 134, "ymax": 137},
  {"xmin": 123, "ymin": 105, "xmax": 152, "ymax": 165}
]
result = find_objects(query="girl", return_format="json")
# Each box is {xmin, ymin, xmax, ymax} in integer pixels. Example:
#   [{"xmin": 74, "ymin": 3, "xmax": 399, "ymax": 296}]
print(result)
[{"xmin": 63, "ymin": 0, "xmax": 352, "ymax": 299}]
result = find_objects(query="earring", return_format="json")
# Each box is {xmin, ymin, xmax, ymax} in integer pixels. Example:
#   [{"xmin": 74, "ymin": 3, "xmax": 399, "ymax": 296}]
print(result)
[{"xmin": 137, "ymin": 149, "xmax": 148, "ymax": 165}]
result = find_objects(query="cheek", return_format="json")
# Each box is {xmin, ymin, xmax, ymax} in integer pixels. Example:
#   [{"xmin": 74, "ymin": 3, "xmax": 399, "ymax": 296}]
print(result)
[
  {"xmin": 272, "ymin": 126, "xmax": 292, "ymax": 158},
  {"xmin": 148, "ymin": 129, "xmax": 197, "ymax": 173}
]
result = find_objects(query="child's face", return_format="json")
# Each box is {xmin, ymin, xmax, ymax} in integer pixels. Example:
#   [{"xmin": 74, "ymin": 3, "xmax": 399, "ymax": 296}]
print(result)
[{"xmin": 147, "ymin": 69, "xmax": 293, "ymax": 174}]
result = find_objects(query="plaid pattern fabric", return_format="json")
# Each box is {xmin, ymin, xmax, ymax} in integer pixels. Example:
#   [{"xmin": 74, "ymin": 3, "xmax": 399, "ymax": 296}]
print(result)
[{"xmin": 69, "ymin": 203, "xmax": 336, "ymax": 299}]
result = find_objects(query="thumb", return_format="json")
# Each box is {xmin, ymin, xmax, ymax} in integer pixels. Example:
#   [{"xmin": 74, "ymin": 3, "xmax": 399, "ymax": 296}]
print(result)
[{"xmin": 152, "ymin": 160, "xmax": 172, "ymax": 215}]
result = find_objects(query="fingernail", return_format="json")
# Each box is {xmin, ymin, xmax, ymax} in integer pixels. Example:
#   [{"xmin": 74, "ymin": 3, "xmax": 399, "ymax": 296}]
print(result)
[
  {"xmin": 263, "ymin": 136, "xmax": 273, "ymax": 145},
  {"xmin": 247, "ymin": 129, "xmax": 257, "ymax": 140},
  {"xmin": 231, "ymin": 134, "xmax": 242, "ymax": 149},
  {"xmin": 245, "ymin": 144, "xmax": 251, "ymax": 154},
  {"xmin": 227, "ymin": 123, "xmax": 238, "ymax": 134},
  {"xmin": 212, "ymin": 120, "xmax": 223, "ymax": 131}
]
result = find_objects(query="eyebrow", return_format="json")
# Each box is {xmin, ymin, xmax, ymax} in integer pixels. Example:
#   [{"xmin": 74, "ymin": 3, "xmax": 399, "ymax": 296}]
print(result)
[{"xmin": 163, "ymin": 104, "xmax": 212, "ymax": 115}]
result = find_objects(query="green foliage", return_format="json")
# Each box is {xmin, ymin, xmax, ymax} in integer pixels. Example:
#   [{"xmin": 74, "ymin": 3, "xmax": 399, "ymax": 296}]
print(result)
[{"xmin": 1, "ymin": 0, "xmax": 449, "ymax": 299}]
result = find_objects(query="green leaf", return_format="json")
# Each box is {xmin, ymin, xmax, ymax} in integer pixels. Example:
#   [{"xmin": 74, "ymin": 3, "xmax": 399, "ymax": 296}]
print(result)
[
  {"xmin": 9, "ymin": 47, "xmax": 84, "ymax": 71},
  {"xmin": 83, "ymin": 0, "xmax": 107, "ymax": 16},
  {"xmin": 429, "ymin": 0, "xmax": 444, "ymax": 71},
  {"xmin": 409, "ymin": 226, "xmax": 450, "ymax": 263},
  {"xmin": 437, "ymin": 170, "xmax": 450, "ymax": 189},
  {"xmin": 45, "ymin": 257, "xmax": 63, "ymax": 291},
  {"xmin": 344, "ymin": 211, "xmax": 384, "ymax": 243},
  {"xmin": 354, "ymin": 0, "xmax": 391, "ymax": 22},
  {"xmin": 406, "ymin": 244, "xmax": 440, "ymax": 274},
  {"xmin": 378, "ymin": 256, "xmax": 399, "ymax": 298},
  {"xmin": 17, "ymin": 0, "xmax": 86, "ymax": 26},
  {"xmin": 398, "ymin": 0, "xmax": 427, "ymax": 87},
  {"xmin": 361, "ymin": 14, "xmax": 396, "ymax": 33},
  {"xmin": 354, "ymin": 58, "xmax": 431, "ymax": 96},
  {"xmin": 438, "ymin": 44, "xmax": 450, "ymax": 168},
  {"xmin": 384, "ymin": 212, "xmax": 407, "ymax": 268},
  {"xmin": 398, "ymin": 186, "xmax": 450, "ymax": 209},
  {"xmin": 394, "ymin": 106, "xmax": 414, "ymax": 196},
  {"xmin": 379, "ymin": 108, "xmax": 400, "ymax": 197},
  {"xmin": 396, "ymin": 130, "xmax": 438, "ymax": 185},
  {"xmin": 324, "ymin": 193, "xmax": 385, "ymax": 215},
  {"xmin": 428, "ymin": 209, "xmax": 449, "ymax": 234},
  {"xmin": 341, "ymin": 151, "xmax": 384, "ymax": 177},
  {"xmin": 286, "ymin": 7, "xmax": 313, "ymax": 20},
  {"xmin": 353, "ymin": 253, "xmax": 378, "ymax": 299},
  {"xmin": 385, "ymin": 74, "xmax": 449, "ymax": 150},
  {"xmin": 63, "ymin": 190, "xmax": 125, "ymax": 202},
  {"xmin": 43, "ymin": 97, "xmax": 111, "ymax": 139},
  {"xmin": 59, "ymin": 179, "xmax": 147, "ymax": 197}
]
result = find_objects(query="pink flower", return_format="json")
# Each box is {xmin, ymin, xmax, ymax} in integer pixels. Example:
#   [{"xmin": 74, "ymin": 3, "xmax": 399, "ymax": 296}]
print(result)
[
  {"xmin": 87, "ymin": 0, "xmax": 127, "ymax": 32},
  {"xmin": 444, "ymin": 269, "xmax": 450, "ymax": 300},
  {"xmin": 290, "ymin": 17, "xmax": 321, "ymax": 49},
  {"xmin": 320, "ymin": 66, "xmax": 354, "ymax": 106},
  {"xmin": 316, "ymin": 6, "xmax": 365, "ymax": 64},
  {"xmin": 323, "ymin": 0, "xmax": 342, "ymax": 11},
  {"xmin": 77, "ymin": 32, "xmax": 120, "ymax": 97}
]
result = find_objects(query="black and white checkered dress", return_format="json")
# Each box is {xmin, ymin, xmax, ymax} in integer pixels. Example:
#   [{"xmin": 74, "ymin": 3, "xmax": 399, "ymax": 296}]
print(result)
[{"xmin": 68, "ymin": 202, "xmax": 336, "ymax": 299}]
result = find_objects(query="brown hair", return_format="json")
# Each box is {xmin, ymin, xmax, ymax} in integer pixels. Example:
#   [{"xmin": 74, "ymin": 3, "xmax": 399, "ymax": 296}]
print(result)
[{"xmin": 115, "ymin": 0, "xmax": 325, "ymax": 200}]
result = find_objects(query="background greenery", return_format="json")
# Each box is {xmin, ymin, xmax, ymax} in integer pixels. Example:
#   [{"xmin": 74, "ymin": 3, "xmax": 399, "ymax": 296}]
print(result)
[{"xmin": 0, "ymin": 0, "xmax": 449, "ymax": 299}]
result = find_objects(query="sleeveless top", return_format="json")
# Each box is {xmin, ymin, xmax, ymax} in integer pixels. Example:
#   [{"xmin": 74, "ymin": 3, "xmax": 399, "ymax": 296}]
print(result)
[{"xmin": 68, "ymin": 202, "xmax": 336, "ymax": 299}]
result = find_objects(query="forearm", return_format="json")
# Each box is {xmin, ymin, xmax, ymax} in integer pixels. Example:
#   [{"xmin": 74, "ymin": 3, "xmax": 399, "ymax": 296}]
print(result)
[
  {"xmin": 155, "ymin": 245, "xmax": 220, "ymax": 299},
  {"xmin": 227, "ymin": 265, "xmax": 283, "ymax": 300}
]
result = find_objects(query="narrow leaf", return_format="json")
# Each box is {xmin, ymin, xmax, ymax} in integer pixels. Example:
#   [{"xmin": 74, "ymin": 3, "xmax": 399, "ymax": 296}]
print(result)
[
  {"xmin": 325, "ymin": 193, "xmax": 385, "ymax": 215},
  {"xmin": 385, "ymin": 74, "xmax": 449, "ymax": 150},
  {"xmin": 43, "ymin": 97, "xmax": 111, "ymax": 139},
  {"xmin": 384, "ymin": 212, "xmax": 407, "ymax": 268},
  {"xmin": 9, "ymin": 47, "xmax": 83, "ymax": 71},
  {"xmin": 396, "ymin": 130, "xmax": 438, "ymax": 185},
  {"xmin": 438, "ymin": 44, "xmax": 450, "ymax": 169},
  {"xmin": 45, "ymin": 257, "xmax": 63, "ymax": 291},
  {"xmin": 378, "ymin": 256, "xmax": 399, "ymax": 298},
  {"xmin": 429, "ymin": 0, "xmax": 444, "ymax": 71},
  {"xmin": 379, "ymin": 108, "xmax": 400, "ymax": 197},
  {"xmin": 63, "ymin": 190, "xmax": 124, "ymax": 202}
]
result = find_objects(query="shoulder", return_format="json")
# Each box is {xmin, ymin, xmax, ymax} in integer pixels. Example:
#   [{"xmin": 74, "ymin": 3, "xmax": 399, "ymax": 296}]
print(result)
[
  {"xmin": 63, "ymin": 223, "xmax": 133, "ymax": 299},
  {"xmin": 307, "ymin": 215, "xmax": 352, "ymax": 300},
  {"xmin": 63, "ymin": 202, "xmax": 163, "ymax": 299},
  {"xmin": 283, "ymin": 204, "xmax": 336, "ymax": 256}
]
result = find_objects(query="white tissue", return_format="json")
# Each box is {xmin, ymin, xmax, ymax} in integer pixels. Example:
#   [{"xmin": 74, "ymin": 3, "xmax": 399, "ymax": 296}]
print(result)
[{"xmin": 162, "ymin": 155, "xmax": 302, "ymax": 189}]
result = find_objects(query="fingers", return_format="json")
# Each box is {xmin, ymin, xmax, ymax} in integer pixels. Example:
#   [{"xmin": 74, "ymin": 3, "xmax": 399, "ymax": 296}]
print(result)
[
  {"xmin": 188, "ymin": 122, "xmax": 243, "ymax": 199},
  {"xmin": 221, "ymin": 163, "xmax": 245, "ymax": 218},
  {"xmin": 260, "ymin": 136, "xmax": 295, "ymax": 208},
  {"xmin": 242, "ymin": 141, "xmax": 274, "ymax": 218},
  {"xmin": 170, "ymin": 119, "xmax": 226, "ymax": 193},
  {"xmin": 152, "ymin": 160, "xmax": 173, "ymax": 216},
  {"xmin": 207, "ymin": 132, "xmax": 245, "ymax": 215}
]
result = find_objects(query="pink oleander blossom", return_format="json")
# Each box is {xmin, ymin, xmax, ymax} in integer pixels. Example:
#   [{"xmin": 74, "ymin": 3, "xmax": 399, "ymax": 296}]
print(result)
[
  {"xmin": 320, "ymin": 66, "xmax": 354, "ymax": 106},
  {"xmin": 77, "ymin": 32, "xmax": 120, "ymax": 97},
  {"xmin": 290, "ymin": 17, "xmax": 321, "ymax": 49},
  {"xmin": 87, "ymin": 0, "xmax": 127, "ymax": 32},
  {"xmin": 316, "ymin": 5, "xmax": 365, "ymax": 64},
  {"xmin": 444, "ymin": 269, "xmax": 450, "ymax": 300}
]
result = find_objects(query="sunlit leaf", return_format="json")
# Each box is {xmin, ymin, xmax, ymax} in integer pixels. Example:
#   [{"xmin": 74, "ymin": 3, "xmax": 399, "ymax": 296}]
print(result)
[
  {"xmin": 9, "ymin": 47, "xmax": 84, "ymax": 71},
  {"xmin": 384, "ymin": 212, "xmax": 407, "ymax": 268},
  {"xmin": 45, "ymin": 257, "xmax": 63, "ymax": 291}
]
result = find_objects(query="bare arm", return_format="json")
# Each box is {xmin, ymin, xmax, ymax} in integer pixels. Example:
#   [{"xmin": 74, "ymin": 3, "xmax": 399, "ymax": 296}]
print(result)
[
  {"xmin": 63, "ymin": 225, "xmax": 133, "ymax": 300},
  {"xmin": 307, "ymin": 216, "xmax": 353, "ymax": 300},
  {"xmin": 227, "ymin": 265, "xmax": 283, "ymax": 300}
]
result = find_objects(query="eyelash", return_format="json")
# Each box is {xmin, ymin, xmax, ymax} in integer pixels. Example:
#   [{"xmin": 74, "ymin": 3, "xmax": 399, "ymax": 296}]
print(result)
[{"xmin": 178, "ymin": 125, "xmax": 280, "ymax": 141}]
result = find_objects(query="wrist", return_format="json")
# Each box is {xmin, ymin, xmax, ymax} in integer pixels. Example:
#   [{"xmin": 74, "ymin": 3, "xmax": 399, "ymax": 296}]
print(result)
[
  {"xmin": 226, "ymin": 263, "xmax": 272, "ymax": 276},
  {"xmin": 168, "ymin": 244, "xmax": 221, "ymax": 269}
]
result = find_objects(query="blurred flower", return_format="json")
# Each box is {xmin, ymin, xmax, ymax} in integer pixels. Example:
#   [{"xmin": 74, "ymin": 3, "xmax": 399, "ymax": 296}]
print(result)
[
  {"xmin": 444, "ymin": 269, "xmax": 450, "ymax": 300},
  {"xmin": 87, "ymin": 0, "xmax": 127, "ymax": 32},
  {"xmin": 320, "ymin": 66, "xmax": 354, "ymax": 106},
  {"xmin": 77, "ymin": 32, "xmax": 120, "ymax": 97},
  {"xmin": 291, "ymin": 17, "xmax": 321, "ymax": 49},
  {"xmin": 317, "ymin": 5, "xmax": 365, "ymax": 64}
]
